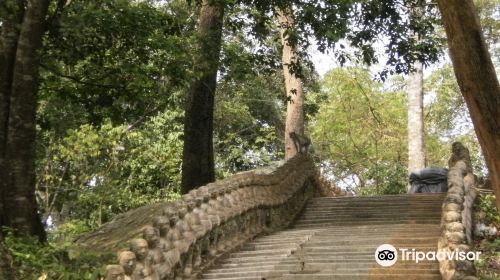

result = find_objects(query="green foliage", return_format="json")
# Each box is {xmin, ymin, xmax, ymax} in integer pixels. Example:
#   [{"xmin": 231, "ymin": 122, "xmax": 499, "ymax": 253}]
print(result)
[
  {"xmin": 472, "ymin": 194, "xmax": 499, "ymax": 279},
  {"xmin": 236, "ymin": 0, "xmax": 443, "ymax": 78},
  {"xmin": 4, "ymin": 230, "xmax": 109, "ymax": 280},
  {"xmin": 425, "ymin": 66, "xmax": 465, "ymax": 135},
  {"xmin": 40, "ymin": 0, "xmax": 196, "ymax": 132},
  {"xmin": 477, "ymin": 194, "xmax": 500, "ymax": 225},
  {"xmin": 474, "ymin": 210, "xmax": 500, "ymax": 279},
  {"xmin": 475, "ymin": 0, "xmax": 500, "ymax": 64},
  {"xmin": 48, "ymin": 220, "xmax": 92, "ymax": 244},
  {"xmin": 214, "ymin": 24, "xmax": 319, "ymax": 176},
  {"xmin": 214, "ymin": 58, "xmax": 286, "ymax": 175},
  {"xmin": 358, "ymin": 163, "xmax": 408, "ymax": 195},
  {"xmin": 310, "ymin": 67, "xmax": 408, "ymax": 194},
  {"xmin": 424, "ymin": 64, "xmax": 486, "ymax": 173},
  {"xmin": 37, "ymin": 110, "xmax": 183, "ymax": 230}
]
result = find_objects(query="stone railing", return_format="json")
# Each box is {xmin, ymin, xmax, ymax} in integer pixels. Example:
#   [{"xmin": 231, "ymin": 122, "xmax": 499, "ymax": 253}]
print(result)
[
  {"xmin": 438, "ymin": 142, "xmax": 478, "ymax": 280},
  {"xmin": 103, "ymin": 154, "xmax": 318, "ymax": 280}
]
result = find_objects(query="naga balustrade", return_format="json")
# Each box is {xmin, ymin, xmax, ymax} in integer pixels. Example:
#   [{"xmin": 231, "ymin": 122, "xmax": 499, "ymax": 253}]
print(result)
[
  {"xmin": 102, "ymin": 154, "xmax": 319, "ymax": 280},
  {"xmin": 438, "ymin": 142, "xmax": 478, "ymax": 280}
]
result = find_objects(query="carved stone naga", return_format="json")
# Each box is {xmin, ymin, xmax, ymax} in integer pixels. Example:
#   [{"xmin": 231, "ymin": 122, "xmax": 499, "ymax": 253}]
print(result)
[{"xmin": 103, "ymin": 154, "xmax": 318, "ymax": 280}]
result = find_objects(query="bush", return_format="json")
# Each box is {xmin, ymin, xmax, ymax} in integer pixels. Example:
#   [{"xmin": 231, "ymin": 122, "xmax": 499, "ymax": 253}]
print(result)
[
  {"xmin": 477, "ymin": 194, "xmax": 500, "ymax": 225},
  {"xmin": 4, "ymin": 229, "xmax": 110, "ymax": 280}
]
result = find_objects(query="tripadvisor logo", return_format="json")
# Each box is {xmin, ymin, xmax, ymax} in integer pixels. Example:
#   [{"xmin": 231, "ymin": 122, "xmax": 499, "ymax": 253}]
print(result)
[
  {"xmin": 375, "ymin": 244, "xmax": 398, "ymax": 267},
  {"xmin": 375, "ymin": 244, "xmax": 481, "ymax": 267}
]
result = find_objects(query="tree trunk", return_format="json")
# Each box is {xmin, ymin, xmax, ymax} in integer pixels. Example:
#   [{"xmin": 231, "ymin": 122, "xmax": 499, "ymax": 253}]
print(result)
[
  {"xmin": 407, "ymin": 4, "xmax": 426, "ymax": 192},
  {"xmin": 0, "ymin": 1, "xmax": 24, "ymax": 155},
  {"xmin": 0, "ymin": 0, "xmax": 25, "ymax": 231},
  {"xmin": 181, "ymin": 0, "xmax": 224, "ymax": 194},
  {"xmin": 0, "ymin": 0, "xmax": 49, "ymax": 241},
  {"xmin": 407, "ymin": 61, "xmax": 425, "ymax": 185},
  {"xmin": 437, "ymin": 0, "xmax": 500, "ymax": 211},
  {"xmin": 277, "ymin": 7, "xmax": 305, "ymax": 160}
]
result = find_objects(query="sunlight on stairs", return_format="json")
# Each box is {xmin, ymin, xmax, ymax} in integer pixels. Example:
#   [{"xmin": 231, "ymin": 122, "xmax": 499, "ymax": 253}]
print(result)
[{"xmin": 201, "ymin": 193, "xmax": 445, "ymax": 280}]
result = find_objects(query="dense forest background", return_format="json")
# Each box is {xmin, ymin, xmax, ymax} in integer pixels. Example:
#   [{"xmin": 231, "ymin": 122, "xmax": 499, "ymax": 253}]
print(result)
[{"xmin": 0, "ymin": 0, "xmax": 498, "ymax": 279}]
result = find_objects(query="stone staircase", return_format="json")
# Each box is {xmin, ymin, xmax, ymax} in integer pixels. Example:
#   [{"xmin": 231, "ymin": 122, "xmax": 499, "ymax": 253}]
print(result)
[{"xmin": 201, "ymin": 193, "xmax": 445, "ymax": 280}]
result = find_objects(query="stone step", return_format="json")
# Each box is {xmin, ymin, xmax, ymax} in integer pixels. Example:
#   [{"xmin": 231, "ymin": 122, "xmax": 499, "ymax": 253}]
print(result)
[
  {"xmin": 257, "ymin": 231, "xmax": 315, "ymax": 237},
  {"xmin": 297, "ymin": 214, "xmax": 441, "ymax": 219},
  {"xmin": 302, "ymin": 240, "xmax": 438, "ymax": 247},
  {"xmin": 304, "ymin": 206, "xmax": 442, "ymax": 210},
  {"xmin": 287, "ymin": 267, "xmax": 440, "ymax": 273},
  {"xmin": 201, "ymin": 275, "xmax": 441, "ymax": 280},
  {"xmin": 228, "ymin": 248, "xmax": 293, "ymax": 258},
  {"xmin": 292, "ymin": 221, "xmax": 440, "ymax": 228},
  {"xmin": 299, "ymin": 244, "xmax": 436, "ymax": 250},
  {"xmin": 246, "ymin": 235, "xmax": 311, "ymax": 242},
  {"xmin": 220, "ymin": 255, "xmax": 289, "ymax": 264},
  {"xmin": 216, "ymin": 261, "xmax": 438, "ymax": 270},
  {"xmin": 281, "ymin": 273, "xmax": 442, "ymax": 280},
  {"xmin": 218, "ymin": 262, "xmax": 286, "ymax": 269},
  {"xmin": 281, "ymin": 258, "xmax": 437, "ymax": 264},
  {"xmin": 297, "ymin": 248, "xmax": 436, "ymax": 255},
  {"xmin": 201, "ymin": 194, "xmax": 445, "ymax": 279},
  {"xmin": 303, "ymin": 206, "xmax": 442, "ymax": 211},
  {"xmin": 201, "ymin": 277, "xmax": 268, "ymax": 280},
  {"xmin": 300, "ymin": 210, "xmax": 442, "ymax": 215},
  {"xmin": 203, "ymin": 268, "xmax": 442, "ymax": 279},
  {"xmin": 310, "ymin": 195, "xmax": 444, "ymax": 200},
  {"xmin": 208, "ymin": 264, "xmax": 293, "ymax": 273},
  {"xmin": 299, "ymin": 213, "xmax": 442, "ymax": 218},
  {"xmin": 245, "ymin": 236, "xmax": 309, "ymax": 242},
  {"xmin": 295, "ymin": 218, "xmax": 441, "ymax": 224},
  {"xmin": 279, "ymin": 262, "xmax": 438, "ymax": 269},
  {"xmin": 290, "ymin": 227, "xmax": 441, "ymax": 233},
  {"xmin": 306, "ymin": 201, "xmax": 443, "ymax": 205},
  {"xmin": 300, "ymin": 211, "xmax": 442, "ymax": 215},
  {"xmin": 202, "ymin": 269, "xmax": 288, "ymax": 279},
  {"xmin": 307, "ymin": 230, "xmax": 441, "ymax": 236},
  {"xmin": 242, "ymin": 243, "xmax": 304, "ymax": 250},
  {"xmin": 311, "ymin": 203, "xmax": 440, "ymax": 207},
  {"xmin": 244, "ymin": 240, "xmax": 307, "ymax": 246},
  {"xmin": 308, "ymin": 198, "xmax": 443, "ymax": 202},
  {"xmin": 300, "ymin": 210, "xmax": 441, "ymax": 214}
]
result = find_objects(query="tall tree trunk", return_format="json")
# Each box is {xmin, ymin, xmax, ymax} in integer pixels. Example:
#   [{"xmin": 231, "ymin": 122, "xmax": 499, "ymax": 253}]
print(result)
[
  {"xmin": 407, "ymin": 61, "xmax": 425, "ymax": 186},
  {"xmin": 436, "ymin": 0, "xmax": 500, "ymax": 211},
  {"xmin": 0, "ymin": 0, "xmax": 50, "ymax": 241},
  {"xmin": 181, "ymin": 0, "xmax": 224, "ymax": 194},
  {"xmin": 407, "ymin": 4, "xmax": 426, "ymax": 191},
  {"xmin": 0, "ymin": 1, "xmax": 25, "ymax": 230},
  {"xmin": 0, "ymin": 1, "xmax": 24, "ymax": 154},
  {"xmin": 277, "ymin": 7, "xmax": 305, "ymax": 160}
]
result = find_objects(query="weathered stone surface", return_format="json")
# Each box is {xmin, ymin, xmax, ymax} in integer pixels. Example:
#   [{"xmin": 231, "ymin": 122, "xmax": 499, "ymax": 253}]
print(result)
[
  {"xmin": 443, "ymin": 222, "xmax": 465, "ymax": 233},
  {"xmin": 118, "ymin": 251, "xmax": 136, "ymax": 277},
  {"xmin": 202, "ymin": 193, "xmax": 445, "ymax": 280},
  {"xmin": 94, "ymin": 154, "xmax": 317, "ymax": 279},
  {"xmin": 105, "ymin": 265, "xmax": 125, "ymax": 280},
  {"xmin": 438, "ymin": 142, "xmax": 477, "ymax": 280},
  {"xmin": 88, "ymin": 144, "xmax": 480, "ymax": 280}
]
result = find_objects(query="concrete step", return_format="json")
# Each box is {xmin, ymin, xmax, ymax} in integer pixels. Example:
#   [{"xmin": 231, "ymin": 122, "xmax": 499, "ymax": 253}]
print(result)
[
  {"xmin": 201, "ymin": 193, "xmax": 445, "ymax": 279},
  {"xmin": 277, "ymin": 262, "xmax": 438, "ymax": 269},
  {"xmin": 220, "ymin": 255, "xmax": 289, "ymax": 263},
  {"xmin": 281, "ymin": 273, "xmax": 442, "ymax": 280},
  {"xmin": 292, "ymin": 221, "xmax": 440, "ymax": 228},
  {"xmin": 202, "ymin": 269, "xmax": 289, "ymax": 279},
  {"xmin": 301, "ymin": 240, "xmax": 438, "ymax": 247},
  {"xmin": 228, "ymin": 248, "xmax": 293, "ymax": 258},
  {"xmin": 294, "ymin": 219, "xmax": 441, "ymax": 225}
]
